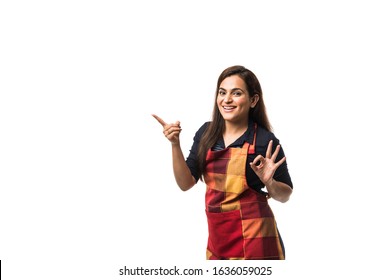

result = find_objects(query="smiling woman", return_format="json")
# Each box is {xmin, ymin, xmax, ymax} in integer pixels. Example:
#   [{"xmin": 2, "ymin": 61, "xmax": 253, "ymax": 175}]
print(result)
[
  {"xmin": 153, "ymin": 65, "xmax": 293, "ymax": 260},
  {"xmin": 217, "ymin": 75, "xmax": 259, "ymax": 146}
]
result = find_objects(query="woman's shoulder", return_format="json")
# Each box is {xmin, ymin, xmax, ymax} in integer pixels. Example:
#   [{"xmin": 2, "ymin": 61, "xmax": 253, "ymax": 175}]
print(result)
[
  {"xmin": 255, "ymin": 124, "xmax": 280, "ymax": 145},
  {"xmin": 193, "ymin": 121, "xmax": 211, "ymax": 140},
  {"xmin": 200, "ymin": 121, "xmax": 211, "ymax": 130}
]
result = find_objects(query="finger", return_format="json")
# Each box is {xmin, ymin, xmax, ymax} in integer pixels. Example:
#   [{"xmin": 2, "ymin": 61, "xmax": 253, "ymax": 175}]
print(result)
[
  {"xmin": 271, "ymin": 145, "xmax": 281, "ymax": 162},
  {"xmin": 152, "ymin": 114, "xmax": 167, "ymax": 127},
  {"xmin": 164, "ymin": 126, "xmax": 182, "ymax": 136},
  {"xmin": 249, "ymin": 162, "xmax": 257, "ymax": 172},
  {"xmin": 166, "ymin": 130, "xmax": 181, "ymax": 143},
  {"xmin": 249, "ymin": 161, "xmax": 260, "ymax": 172},
  {"xmin": 274, "ymin": 156, "xmax": 286, "ymax": 169},
  {"xmin": 266, "ymin": 140, "xmax": 273, "ymax": 158},
  {"xmin": 169, "ymin": 130, "xmax": 181, "ymax": 138},
  {"xmin": 164, "ymin": 121, "xmax": 182, "ymax": 132},
  {"xmin": 251, "ymin": 154, "xmax": 264, "ymax": 167}
]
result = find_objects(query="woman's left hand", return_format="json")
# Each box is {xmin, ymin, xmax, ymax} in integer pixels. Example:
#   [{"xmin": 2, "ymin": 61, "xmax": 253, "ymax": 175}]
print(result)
[{"xmin": 249, "ymin": 140, "xmax": 286, "ymax": 186}]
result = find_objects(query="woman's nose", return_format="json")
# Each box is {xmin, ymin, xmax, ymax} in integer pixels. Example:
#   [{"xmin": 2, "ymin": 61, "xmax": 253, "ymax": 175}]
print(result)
[{"xmin": 224, "ymin": 93, "xmax": 232, "ymax": 103}]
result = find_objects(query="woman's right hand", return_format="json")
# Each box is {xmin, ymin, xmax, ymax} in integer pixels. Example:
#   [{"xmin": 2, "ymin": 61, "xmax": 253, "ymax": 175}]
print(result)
[{"xmin": 152, "ymin": 114, "xmax": 182, "ymax": 145}]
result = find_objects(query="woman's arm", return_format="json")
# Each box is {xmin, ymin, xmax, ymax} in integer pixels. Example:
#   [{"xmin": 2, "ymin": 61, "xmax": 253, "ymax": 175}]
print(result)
[
  {"xmin": 152, "ymin": 114, "xmax": 196, "ymax": 191},
  {"xmin": 264, "ymin": 179, "xmax": 292, "ymax": 203},
  {"xmin": 171, "ymin": 142, "xmax": 196, "ymax": 191}
]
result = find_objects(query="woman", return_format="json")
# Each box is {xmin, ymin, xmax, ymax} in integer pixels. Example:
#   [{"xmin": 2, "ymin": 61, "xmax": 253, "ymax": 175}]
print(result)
[{"xmin": 153, "ymin": 65, "xmax": 293, "ymax": 260}]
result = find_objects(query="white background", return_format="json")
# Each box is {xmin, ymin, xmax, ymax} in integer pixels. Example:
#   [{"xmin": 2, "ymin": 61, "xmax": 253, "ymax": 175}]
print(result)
[{"xmin": 1, "ymin": 0, "xmax": 389, "ymax": 279}]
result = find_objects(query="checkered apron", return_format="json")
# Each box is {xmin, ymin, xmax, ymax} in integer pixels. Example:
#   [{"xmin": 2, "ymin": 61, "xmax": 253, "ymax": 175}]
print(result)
[{"xmin": 204, "ymin": 127, "xmax": 285, "ymax": 260}]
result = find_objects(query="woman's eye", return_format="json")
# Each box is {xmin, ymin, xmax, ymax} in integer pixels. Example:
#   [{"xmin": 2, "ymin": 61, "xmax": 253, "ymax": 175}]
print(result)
[
  {"xmin": 233, "ymin": 91, "xmax": 241, "ymax": 96},
  {"xmin": 219, "ymin": 91, "xmax": 226, "ymax": 95}
]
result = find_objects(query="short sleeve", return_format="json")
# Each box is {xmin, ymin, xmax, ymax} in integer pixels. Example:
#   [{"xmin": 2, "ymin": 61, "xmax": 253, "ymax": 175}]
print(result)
[
  {"xmin": 185, "ymin": 122, "xmax": 209, "ymax": 183},
  {"xmin": 271, "ymin": 137, "xmax": 293, "ymax": 189}
]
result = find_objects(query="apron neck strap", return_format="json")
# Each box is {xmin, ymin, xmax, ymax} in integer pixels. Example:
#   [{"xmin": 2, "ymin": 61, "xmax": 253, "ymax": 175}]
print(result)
[{"xmin": 242, "ymin": 122, "xmax": 257, "ymax": 155}]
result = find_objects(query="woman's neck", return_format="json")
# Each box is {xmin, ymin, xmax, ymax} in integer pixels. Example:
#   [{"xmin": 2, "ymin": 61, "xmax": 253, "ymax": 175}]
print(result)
[
  {"xmin": 224, "ymin": 119, "xmax": 248, "ymax": 135},
  {"xmin": 223, "ymin": 120, "xmax": 248, "ymax": 147}
]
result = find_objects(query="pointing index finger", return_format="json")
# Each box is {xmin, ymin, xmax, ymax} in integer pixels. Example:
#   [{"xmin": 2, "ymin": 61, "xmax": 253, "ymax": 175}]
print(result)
[{"xmin": 152, "ymin": 114, "xmax": 167, "ymax": 127}]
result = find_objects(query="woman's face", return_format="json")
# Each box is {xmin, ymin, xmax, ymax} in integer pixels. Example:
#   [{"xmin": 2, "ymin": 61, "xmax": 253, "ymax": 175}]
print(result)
[{"xmin": 217, "ymin": 75, "xmax": 258, "ymax": 125}]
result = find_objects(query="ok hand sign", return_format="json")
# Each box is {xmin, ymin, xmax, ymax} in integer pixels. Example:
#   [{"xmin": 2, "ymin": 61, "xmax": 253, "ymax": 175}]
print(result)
[
  {"xmin": 249, "ymin": 140, "xmax": 286, "ymax": 186},
  {"xmin": 152, "ymin": 114, "xmax": 182, "ymax": 145}
]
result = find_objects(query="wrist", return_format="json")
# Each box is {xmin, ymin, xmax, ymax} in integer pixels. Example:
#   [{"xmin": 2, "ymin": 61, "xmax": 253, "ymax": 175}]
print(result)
[
  {"xmin": 264, "ymin": 178, "xmax": 275, "ymax": 189},
  {"xmin": 171, "ymin": 141, "xmax": 180, "ymax": 147}
]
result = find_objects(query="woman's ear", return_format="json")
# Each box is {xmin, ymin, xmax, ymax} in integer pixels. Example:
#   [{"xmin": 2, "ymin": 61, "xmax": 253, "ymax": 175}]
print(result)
[{"xmin": 251, "ymin": 94, "xmax": 260, "ymax": 108}]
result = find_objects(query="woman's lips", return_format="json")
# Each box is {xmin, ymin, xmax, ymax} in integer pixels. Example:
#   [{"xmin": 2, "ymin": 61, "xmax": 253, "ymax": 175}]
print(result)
[{"xmin": 222, "ymin": 106, "xmax": 236, "ymax": 112}]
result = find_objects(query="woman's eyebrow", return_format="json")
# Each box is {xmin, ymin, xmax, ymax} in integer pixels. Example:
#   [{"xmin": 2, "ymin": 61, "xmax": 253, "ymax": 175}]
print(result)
[{"xmin": 219, "ymin": 87, "xmax": 244, "ymax": 92}]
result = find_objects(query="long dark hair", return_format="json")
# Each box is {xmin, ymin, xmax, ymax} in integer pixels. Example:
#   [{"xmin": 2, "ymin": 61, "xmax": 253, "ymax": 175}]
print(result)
[{"xmin": 197, "ymin": 65, "xmax": 272, "ymax": 180}]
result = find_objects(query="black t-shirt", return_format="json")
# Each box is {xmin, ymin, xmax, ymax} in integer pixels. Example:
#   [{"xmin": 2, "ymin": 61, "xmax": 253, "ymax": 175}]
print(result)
[{"xmin": 185, "ymin": 120, "xmax": 293, "ymax": 194}]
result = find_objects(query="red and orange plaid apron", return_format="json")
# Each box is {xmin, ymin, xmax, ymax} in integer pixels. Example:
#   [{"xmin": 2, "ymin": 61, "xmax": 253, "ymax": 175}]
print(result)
[{"xmin": 204, "ymin": 126, "xmax": 285, "ymax": 260}]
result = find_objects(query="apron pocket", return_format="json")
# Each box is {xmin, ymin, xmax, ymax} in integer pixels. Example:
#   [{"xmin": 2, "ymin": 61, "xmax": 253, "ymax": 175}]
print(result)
[{"xmin": 206, "ymin": 210, "xmax": 244, "ymax": 259}]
